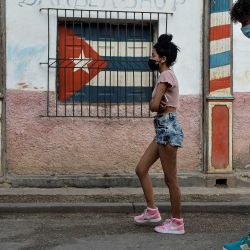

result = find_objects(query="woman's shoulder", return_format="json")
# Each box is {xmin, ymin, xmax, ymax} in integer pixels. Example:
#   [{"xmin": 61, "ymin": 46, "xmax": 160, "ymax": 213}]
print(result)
[{"xmin": 158, "ymin": 69, "xmax": 177, "ymax": 84}]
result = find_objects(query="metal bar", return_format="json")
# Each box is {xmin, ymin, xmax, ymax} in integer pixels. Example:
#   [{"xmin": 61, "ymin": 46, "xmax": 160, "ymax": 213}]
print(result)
[
  {"xmin": 166, "ymin": 13, "xmax": 168, "ymax": 33},
  {"xmin": 116, "ymin": 12, "xmax": 120, "ymax": 117},
  {"xmin": 41, "ymin": 115, "xmax": 153, "ymax": 118},
  {"xmin": 157, "ymin": 13, "xmax": 159, "ymax": 42},
  {"xmin": 133, "ymin": 12, "xmax": 136, "ymax": 117},
  {"xmin": 88, "ymin": 10, "xmax": 91, "ymax": 116},
  {"xmin": 56, "ymin": 9, "xmax": 58, "ymax": 117},
  {"xmin": 47, "ymin": 9, "xmax": 50, "ymax": 116},
  {"xmin": 125, "ymin": 12, "xmax": 128, "ymax": 117},
  {"xmin": 72, "ymin": 9, "xmax": 75, "ymax": 116},
  {"xmin": 80, "ymin": 10, "xmax": 83, "ymax": 116},
  {"xmin": 40, "ymin": 8, "xmax": 173, "ymax": 15},
  {"xmin": 64, "ymin": 9, "xmax": 67, "ymax": 116},
  {"xmin": 50, "ymin": 57, "xmax": 148, "ymax": 64},
  {"xmin": 104, "ymin": 11, "xmax": 107, "ymax": 117},
  {"xmin": 96, "ymin": 10, "xmax": 99, "ymax": 117},
  {"xmin": 141, "ymin": 13, "xmax": 144, "ymax": 117},
  {"xmin": 149, "ymin": 13, "xmax": 152, "ymax": 118},
  {"xmin": 109, "ymin": 11, "xmax": 112, "ymax": 118}
]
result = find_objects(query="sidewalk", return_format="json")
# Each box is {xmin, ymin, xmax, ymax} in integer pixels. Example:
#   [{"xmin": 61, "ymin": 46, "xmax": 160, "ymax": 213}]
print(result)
[{"xmin": 0, "ymin": 186, "xmax": 249, "ymax": 213}]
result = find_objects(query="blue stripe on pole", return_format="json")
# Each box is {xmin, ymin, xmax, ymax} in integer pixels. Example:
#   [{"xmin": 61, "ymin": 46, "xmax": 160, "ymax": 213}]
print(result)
[
  {"xmin": 210, "ymin": 0, "xmax": 230, "ymax": 13},
  {"xmin": 67, "ymin": 86, "xmax": 152, "ymax": 103},
  {"xmin": 210, "ymin": 51, "xmax": 231, "ymax": 68}
]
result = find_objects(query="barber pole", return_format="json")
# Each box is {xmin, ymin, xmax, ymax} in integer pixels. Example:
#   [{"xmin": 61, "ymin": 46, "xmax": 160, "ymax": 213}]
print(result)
[{"xmin": 207, "ymin": 0, "xmax": 233, "ymax": 173}]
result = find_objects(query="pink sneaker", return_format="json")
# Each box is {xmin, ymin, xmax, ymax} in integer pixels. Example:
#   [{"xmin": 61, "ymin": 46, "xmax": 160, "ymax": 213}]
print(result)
[
  {"xmin": 154, "ymin": 218, "xmax": 185, "ymax": 234},
  {"xmin": 134, "ymin": 207, "xmax": 162, "ymax": 224}
]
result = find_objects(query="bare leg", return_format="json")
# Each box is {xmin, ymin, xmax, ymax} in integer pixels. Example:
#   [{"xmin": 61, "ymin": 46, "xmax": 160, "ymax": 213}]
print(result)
[
  {"xmin": 158, "ymin": 145, "xmax": 181, "ymax": 218},
  {"xmin": 135, "ymin": 140, "xmax": 159, "ymax": 209}
]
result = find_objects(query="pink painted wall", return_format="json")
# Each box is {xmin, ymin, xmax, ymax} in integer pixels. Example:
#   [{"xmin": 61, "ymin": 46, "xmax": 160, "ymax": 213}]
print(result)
[
  {"xmin": 233, "ymin": 93, "xmax": 250, "ymax": 170},
  {"xmin": 6, "ymin": 90, "xmax": 202, "ymax": 176}
]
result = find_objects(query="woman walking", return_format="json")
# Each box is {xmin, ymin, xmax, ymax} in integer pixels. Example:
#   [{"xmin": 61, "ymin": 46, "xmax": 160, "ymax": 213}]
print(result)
[{"xmin": 134, "ymin": 34, "xmax": 185, "ymax": 234}]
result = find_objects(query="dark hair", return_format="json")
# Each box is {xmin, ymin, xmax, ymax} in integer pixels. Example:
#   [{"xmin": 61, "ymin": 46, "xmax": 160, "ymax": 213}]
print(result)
[
  {"xmin": 230, "ymin": 0, "xmax": 250, "ymax": 24},
  {"xmin": 153, "ymin": 34, "xmax": 180, "ymax": 67}
]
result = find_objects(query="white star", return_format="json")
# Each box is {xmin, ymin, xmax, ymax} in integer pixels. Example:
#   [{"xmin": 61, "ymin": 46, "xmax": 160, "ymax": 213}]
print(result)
[{"xmin": 70, "ymin": 50, "xmax": 92, "ymax": 73}]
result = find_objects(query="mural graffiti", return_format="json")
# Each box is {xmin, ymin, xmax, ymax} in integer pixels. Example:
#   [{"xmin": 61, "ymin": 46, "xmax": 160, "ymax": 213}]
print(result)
[
  {"xmin": 18, "ymin": 0, "xmax": 186, "ymax": 11},
  {"xmin": 172, "ymin": 0, "xmax": 185, "ymax": 11},
  {"xmin": 8, "ymin": 45, "xmax": 46, "ymax": 82}
]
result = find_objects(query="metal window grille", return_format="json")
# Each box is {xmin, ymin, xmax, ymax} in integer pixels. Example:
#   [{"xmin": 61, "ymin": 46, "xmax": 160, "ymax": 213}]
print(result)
[{"xmin": 41, "ymin": 8, "xmax": 172, "ymax": 118}]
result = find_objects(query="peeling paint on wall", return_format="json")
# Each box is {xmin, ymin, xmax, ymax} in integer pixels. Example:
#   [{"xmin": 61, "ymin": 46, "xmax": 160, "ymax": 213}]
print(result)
[
  {"xmin": 7, "ymin": 46, "xmax": 46, "ymax": 88},
  {"xmin": 15, "ymin": 82, "xmax": 45, "ymax": 90}
]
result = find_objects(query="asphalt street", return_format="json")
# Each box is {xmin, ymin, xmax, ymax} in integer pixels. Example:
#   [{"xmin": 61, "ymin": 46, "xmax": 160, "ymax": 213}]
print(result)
[{"xmin": 0, "ymin": 211, "xmax": 249, "ymax": 250}]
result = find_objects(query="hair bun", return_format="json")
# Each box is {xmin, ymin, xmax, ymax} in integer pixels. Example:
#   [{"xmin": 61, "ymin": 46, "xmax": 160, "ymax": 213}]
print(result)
[{"xmin": 158, "ymin": 34, "xmax": 173, "ymax": 44}]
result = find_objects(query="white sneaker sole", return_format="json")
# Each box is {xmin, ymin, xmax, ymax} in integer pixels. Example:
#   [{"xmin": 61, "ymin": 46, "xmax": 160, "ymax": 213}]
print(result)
[
  {"xmin": 134, "ymin": 218, "xmax": 162, "ymax": 224},
  {"xmin": 154, "ymin": 228, "xmax": 185, "ymax": 235}
]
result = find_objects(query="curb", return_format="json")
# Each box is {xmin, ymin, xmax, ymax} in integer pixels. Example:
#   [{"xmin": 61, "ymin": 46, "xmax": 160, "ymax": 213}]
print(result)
[{"xmin": 0, "ymin": 202, "xmax": 249, "ymax": 214}]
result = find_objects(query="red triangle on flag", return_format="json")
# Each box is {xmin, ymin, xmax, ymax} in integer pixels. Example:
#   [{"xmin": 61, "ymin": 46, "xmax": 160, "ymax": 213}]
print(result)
[{"xmin": 58, "ymin": 25, "xmax": 108, "ymax": 101}]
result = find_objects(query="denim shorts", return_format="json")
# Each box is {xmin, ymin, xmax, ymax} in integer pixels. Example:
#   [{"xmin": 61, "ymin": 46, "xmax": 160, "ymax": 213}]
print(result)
[{"xmin": 153, "ymin": 112, "xmax": 184, "ymax": 147}]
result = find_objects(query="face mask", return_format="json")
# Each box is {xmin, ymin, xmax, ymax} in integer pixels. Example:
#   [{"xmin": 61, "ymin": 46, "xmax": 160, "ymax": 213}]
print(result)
[
  {"xmin": 241, "ymin": 24, "xmax": 250, "ymax": 38},
  {"xmin": 148, "ymin": 59, "xmax": 159, "ymax": 71}
]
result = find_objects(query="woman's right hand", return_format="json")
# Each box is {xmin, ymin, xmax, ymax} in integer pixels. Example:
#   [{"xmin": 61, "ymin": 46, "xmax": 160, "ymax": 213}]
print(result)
[{"xmin": 159, "ymin": 96, "xmax": 168, "ymax": 110}]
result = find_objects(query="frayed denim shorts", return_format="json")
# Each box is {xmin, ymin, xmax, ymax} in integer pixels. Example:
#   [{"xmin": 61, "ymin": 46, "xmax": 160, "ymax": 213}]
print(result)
[{"xmin": 153, "ymin": 112, "xmax": 184, "ymax": 147}]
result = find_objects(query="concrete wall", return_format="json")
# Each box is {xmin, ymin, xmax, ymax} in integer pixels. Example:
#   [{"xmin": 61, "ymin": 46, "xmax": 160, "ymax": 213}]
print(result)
[{"xmin": 6, "ymin": 0, "xmax": 203, "ymax": 175}]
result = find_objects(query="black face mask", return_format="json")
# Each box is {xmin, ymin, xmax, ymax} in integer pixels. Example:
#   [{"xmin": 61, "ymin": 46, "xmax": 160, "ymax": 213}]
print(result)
[{"xmin": 148, "ymin": 59, "xmax": 159, "ymax": 71}]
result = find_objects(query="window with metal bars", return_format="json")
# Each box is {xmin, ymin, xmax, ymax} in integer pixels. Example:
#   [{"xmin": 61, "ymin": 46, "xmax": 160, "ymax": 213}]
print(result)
[{"xmin": 41, "ymin": 9, "xmax": 172, "ymax": 117}]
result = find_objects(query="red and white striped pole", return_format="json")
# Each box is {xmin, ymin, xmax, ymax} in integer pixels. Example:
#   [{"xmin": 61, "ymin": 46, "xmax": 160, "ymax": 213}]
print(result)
[{"xmin": 207, "ymin": 0, "xmax": 233, "ymax": 173}]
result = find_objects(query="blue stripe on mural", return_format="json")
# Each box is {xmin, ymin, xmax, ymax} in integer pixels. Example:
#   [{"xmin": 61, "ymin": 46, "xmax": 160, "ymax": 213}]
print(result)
[
  {"xmin": 80, "ymin": 57, "xmax": 149, "ymax": 71},
  {"xmin": 210, "ymin": 0, "xmax": 230, "ymax": 13},
  {"xmin": 74, "ymin": 57, "xmax": 149, "ymax": 71},
  {"xmin": 67, "ymin": 23, "xmax": 152, "ymax": 42},
  {"xmin": 210, "ymin": 51, "xmax": 231, "ymax": 68},
  {"xmin": 103, "ymin": 57, "xmax": 149, "ymax": 71},
  {"xmin": 66, "ymin": 86, "xmax": 152, "ymax": 103}
]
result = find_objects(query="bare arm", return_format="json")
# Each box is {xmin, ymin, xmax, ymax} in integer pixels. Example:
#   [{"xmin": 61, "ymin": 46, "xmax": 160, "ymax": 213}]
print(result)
[{"xmin": 150, "ymin": 83, "xmax": 169, "ymax": 112}]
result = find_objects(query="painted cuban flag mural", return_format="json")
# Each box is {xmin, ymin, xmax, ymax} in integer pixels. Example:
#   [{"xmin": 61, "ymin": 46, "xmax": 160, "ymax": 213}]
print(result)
[{"xmin": 57, "ymin": 22, "xmax": 153, "ymax": 103}]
